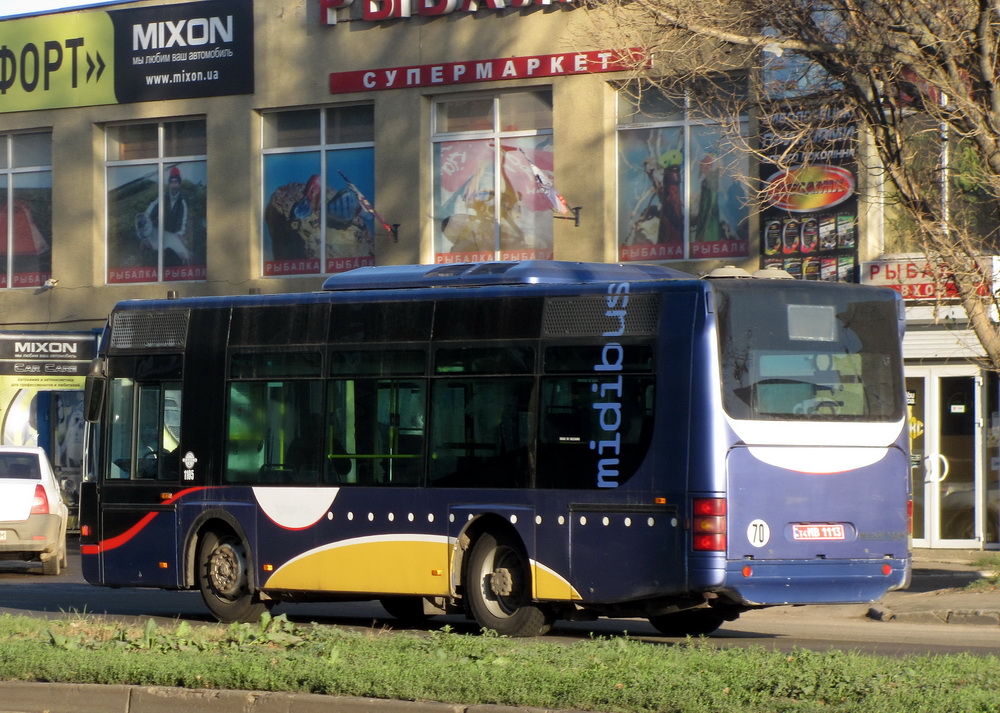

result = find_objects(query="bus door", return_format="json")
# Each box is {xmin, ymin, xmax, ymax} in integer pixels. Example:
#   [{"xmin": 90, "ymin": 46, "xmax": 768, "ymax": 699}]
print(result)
[
  {"xmin": 96, "ymin": 369, "xmax": 185, "ymax": 587},
  {"xmin": 907, "ymin": 365, "xmax": 984, "ymax": 548}
]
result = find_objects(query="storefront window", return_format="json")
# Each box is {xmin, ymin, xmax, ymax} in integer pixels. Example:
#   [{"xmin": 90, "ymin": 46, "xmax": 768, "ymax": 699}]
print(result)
[
  {"xmin": 433, "ymin": 90, "xmax": 557, "ymax": 264},
  {"xmin": 262, "ymin": 105, "xmax": 376, "ymax": 277},
  {"xmin": 0, "ymin": 131, "xmax": 52, "ymax": 289},
  {"xmin": 617, "ymin": 89, "xmax": 750, "ymax": 262},
  {"xmin": 106, "ymin": 120, "xmax": 207, "ymax": 284}
]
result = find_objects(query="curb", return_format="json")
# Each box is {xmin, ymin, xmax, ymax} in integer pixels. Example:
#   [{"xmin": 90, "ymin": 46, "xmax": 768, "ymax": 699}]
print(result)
[
  {"xmin": 0, "ymin": 682, "xmax": 599, "ymax": 713},
  {"xmin": 868, "ymin": 606, "xmax": 1000, "ymax": 627}
]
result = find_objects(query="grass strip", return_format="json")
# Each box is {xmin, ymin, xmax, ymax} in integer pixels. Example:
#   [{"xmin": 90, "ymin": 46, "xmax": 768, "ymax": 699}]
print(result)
[{"xmin": 0, "ymin": 613, "xmax": 996, "ymax": 713}]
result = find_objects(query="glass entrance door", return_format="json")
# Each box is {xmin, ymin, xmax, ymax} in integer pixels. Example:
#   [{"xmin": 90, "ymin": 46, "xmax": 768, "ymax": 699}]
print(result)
[{"xmin": 907, "ymin": 366, "xmax": 983, "ymax": 548}]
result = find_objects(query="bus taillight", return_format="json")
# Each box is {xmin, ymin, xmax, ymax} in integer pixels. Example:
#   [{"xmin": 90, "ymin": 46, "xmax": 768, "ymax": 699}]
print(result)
[
  {"xmin": 907, "ymin": 499, "xmax": 913, "ymax": 536},
  {"xmin": 692, "ymin": 497, "xmax": 727, "ymax": 551}
]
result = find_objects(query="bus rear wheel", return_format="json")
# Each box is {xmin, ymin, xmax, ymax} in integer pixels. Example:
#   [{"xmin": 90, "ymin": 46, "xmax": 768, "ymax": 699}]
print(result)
[
  {"xmin": 466, "ymin": 531, "xmax": 553, "ymax": 637},
  {"xmin": 198, "ymin": 530, "xmax": 269, "ymax": 623},
  {"xmin": 648, "ymin": 609, "xmax": 726, "ymax": 637}
]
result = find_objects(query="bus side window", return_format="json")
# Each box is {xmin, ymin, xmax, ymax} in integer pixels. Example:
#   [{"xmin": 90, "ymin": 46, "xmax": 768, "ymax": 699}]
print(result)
[
  {"xmin": 428, "ymin": 377, "xmax": 533, "ymax": 488},
  {"xmin": 106, "ymin": 378, "xmax": 135, "ymax": 480},
  {"xmin": 225, "ymin": 380, "xmax": 324, "ymax": 485},
  {"xmin": 105, "ymin": 379, "xmax": 181, "ymax": 481},
  {"xmin": 328, "ymin": 379, "xmax": 425, "ymax": 486},
  {"xmin": 536, "ymin": 376, "xmax": 654, "ymax": 489}
]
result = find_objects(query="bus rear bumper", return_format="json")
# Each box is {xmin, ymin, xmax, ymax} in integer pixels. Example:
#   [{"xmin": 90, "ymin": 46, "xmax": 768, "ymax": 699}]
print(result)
[{"xmin": 716, "ymin": 558, "xmax": 911, "ymax": 606}]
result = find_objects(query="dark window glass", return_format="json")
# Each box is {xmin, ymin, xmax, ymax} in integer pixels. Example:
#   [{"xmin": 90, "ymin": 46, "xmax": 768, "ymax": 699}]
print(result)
[
  {"xmin": 435, "ymin": 347, "xmax": 534, "ymax": 375},
  {"xmin": 326, "ymin": 105, "xmax": 375, "ymax": 144},
  {"xmin": 230, "ymin": 305, "xmax": 329, "ymax": 345},
  {"xmin": 230, "ymin": 352, "xmax": 322, "ymax": 379},
  {"xmin": 0, "ymin": 454, "xmax": 40, "ymax": 479},
  {"xmin": 330, "ymin": 350, "xmax": 425, "ymax": 376},
  {"xmin": 536, "ymin": 376, "xmax": 654, "ymax": 489},
  {"xmin": 329, "ymin": 302, "xmax": 433, "ymax": 342},
  {"xmin": 428, "ymin": 377, "xmax": 534, "ymax": 488},
  {"xmin": 544, "ymin": 344, "xmax": 655, "ymax": 373},
  {"xmin": 433, "ymin": 298, "xmax": 543, "ymax": 340}
]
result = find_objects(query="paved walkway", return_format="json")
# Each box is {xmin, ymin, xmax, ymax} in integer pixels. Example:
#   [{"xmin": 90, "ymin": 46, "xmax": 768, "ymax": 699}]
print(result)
[{"xmin": 870, "ymin": 551, "xmax": 1000, "ymax": 626}]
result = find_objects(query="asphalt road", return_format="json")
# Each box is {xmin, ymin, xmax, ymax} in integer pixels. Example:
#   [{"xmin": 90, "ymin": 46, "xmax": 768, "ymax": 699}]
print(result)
[{"xmin": 0, "ymin": 541, "xmax": 997, "ymax": 657}]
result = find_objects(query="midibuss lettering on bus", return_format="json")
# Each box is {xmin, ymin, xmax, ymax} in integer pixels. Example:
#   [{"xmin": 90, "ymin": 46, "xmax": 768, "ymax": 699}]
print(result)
[{"xmin": 591, "ymin": 282, "xmax": 629, "ymax": 488}]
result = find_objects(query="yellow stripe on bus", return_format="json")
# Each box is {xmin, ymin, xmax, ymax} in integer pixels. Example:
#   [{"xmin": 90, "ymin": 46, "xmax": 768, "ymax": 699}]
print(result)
[
  {"xmin": 262, "ymin": 534, "xmax": 582, "ymax": 601},
  {"xmin": 264, "ymin": 536, "xmax": 452, "ymax": 594},
  {"xmin": 532, "ymin": 562, "xmax": 582, "ymax": 601}
]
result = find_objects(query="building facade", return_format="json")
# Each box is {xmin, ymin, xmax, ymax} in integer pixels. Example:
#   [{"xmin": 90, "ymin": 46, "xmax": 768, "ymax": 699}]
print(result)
[{"xmin": 0, "ymin": 0, "xmax": 995, "ymax": 548}]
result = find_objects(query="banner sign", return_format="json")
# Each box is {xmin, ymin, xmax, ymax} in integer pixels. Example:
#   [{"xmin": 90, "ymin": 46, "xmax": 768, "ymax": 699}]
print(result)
[
  {"xmin": 320, "ymin": 0, "xmax": 573, "ymax": 25},
  {"xmin": 758, "ymin": 103, "xmax": 860, "ymax": 281},
  {"xmin": 0, "ymin": 332, "xmax": 96, "ymax": 387},
  {"xmin": 330, "ymin": 49, "xmax": 643, "ymax": 93},
  {"xmin": 0, "ymin": 0, "xmax": 253, "ymax": 113},
  {"xmin": 861, "ymin": 257, "xmax": 994, "ymax": 301}
]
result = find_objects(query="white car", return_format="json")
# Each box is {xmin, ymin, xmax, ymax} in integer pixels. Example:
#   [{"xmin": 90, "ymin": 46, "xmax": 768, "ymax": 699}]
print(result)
[{"xmin": 0, "ymin": 447, "xmax": 68, "ymax": 575}]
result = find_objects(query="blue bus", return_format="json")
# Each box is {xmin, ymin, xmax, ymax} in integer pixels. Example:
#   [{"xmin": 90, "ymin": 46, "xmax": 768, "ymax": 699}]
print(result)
[{"xmin": 79, "ymin": 260, "xmax": 910, "ymax": 636}]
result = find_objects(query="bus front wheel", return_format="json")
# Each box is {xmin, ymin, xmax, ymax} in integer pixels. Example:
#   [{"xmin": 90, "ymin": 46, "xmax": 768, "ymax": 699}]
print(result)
[
  {"xmin": 198, "ymin": 530, "xmax": 269, "ymax": 623},
  {"xmin": 466, "ymin": 531, "xmax": 553, "ymax": 637},
  {"xmin": 648, "ymin": 609, "xmax": 726, "ymax": 637}
]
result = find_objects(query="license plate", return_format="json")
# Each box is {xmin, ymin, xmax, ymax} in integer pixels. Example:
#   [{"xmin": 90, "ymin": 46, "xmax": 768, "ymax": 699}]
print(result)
[
  {"xmin": 792, "ymin": 523, "xmax": 845, "ymax": 541},
  {"xmin": 0, "ymin": 531, "xmax": 6, "ymax": 541}
]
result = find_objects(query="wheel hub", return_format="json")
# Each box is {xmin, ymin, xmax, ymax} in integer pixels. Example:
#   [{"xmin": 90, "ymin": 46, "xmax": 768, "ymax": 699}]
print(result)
[
  {"xmin": 208, "ymin": 544, "xmax": 243, "ymax": 598},
  {"xmin": 490, "ymin": 567, "xmax": 513, "ymax": 597}
]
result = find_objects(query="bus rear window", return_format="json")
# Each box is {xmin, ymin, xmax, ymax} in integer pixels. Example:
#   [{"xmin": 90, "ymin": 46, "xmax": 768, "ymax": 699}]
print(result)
[{"xmin": 715, "ymin": 282, "xmax": 903, "ymax": 422}]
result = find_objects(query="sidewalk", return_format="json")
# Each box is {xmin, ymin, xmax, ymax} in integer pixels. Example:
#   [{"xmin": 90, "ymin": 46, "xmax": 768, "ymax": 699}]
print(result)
[{"xmin": 867, "ymin": 549, "xmax": 1000, "ymax": 626}]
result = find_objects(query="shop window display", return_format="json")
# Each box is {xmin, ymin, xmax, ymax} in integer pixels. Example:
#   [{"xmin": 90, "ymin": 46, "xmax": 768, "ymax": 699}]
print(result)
[
  {"xmin": 261, "ymin": 105, "xmax": 376, "ymax": 277},
  {"xmin": 106, "ymin": 120, "xmax": 207, "ymax": 284},
  {"xmin": 433, "ymin": 90, "xmax": 557, "ymax": 264},
  {"xmin": 0, "ymin": 132, "xmax": 52, "ymax": 289},
  {"xmin": 617, "ymin": 89, "xmax": 750, "ymax": 263}
]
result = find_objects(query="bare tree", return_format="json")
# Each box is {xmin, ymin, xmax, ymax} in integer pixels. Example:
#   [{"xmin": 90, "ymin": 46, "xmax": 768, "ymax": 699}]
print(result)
[{"xmin": 585, "ymin": 0, "xmax": 1000, "ymax": 366}]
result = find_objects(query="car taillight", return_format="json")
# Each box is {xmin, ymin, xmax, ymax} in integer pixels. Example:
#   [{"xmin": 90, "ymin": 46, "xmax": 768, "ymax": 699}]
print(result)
[
  {"xmin": 692, "ymin": 497, "xmax": 727, "ymax": 551},
  {"xmin": 30, "ymin": 485, "xmax": 49, "ymax": 515}
]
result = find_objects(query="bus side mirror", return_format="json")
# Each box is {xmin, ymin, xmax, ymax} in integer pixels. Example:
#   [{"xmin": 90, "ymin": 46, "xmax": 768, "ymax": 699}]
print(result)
[{"xmin": 84, "ymin": 374, "xmax": 105, "ymax": 423}]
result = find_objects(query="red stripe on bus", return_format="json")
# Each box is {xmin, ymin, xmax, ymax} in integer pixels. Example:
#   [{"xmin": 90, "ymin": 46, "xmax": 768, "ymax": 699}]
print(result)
[{"xmin": 95, "ymin": 487, "xmax": 209, "ymax": 552}]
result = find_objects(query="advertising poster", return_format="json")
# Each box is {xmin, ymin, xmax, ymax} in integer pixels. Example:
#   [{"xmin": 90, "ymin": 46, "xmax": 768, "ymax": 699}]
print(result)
[
  {"xmin": 0, "ymin": 173, "xmax": 52, "ymax": 289},
  {"xmin": 0, "ymin": 0, "xmax": 253, "ymax": 113},
  {"xmin": 618, "ymin": 126, "xmax": 748, "ymax": 262},
  {"xmin": 434, "ymin": 137, "xmax": 556, "ymax": 264},
  {"xmin": 107, "ymin": 161, "xmax": 207, "ymax": 284},
  {"xmin": 759, "ymin": 104, "xmax": 859, "ymax": 281},
  {"xmin": 0, "ymin": 332, "xmax": 95, "ymax": 446},
  {"xmin": 262, "ymin": 148, "xmax": 376, "ymax": 277}
]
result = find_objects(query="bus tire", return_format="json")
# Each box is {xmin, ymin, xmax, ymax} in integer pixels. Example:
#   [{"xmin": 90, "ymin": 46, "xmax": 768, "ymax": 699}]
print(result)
[
  {"xmin": 647, "ymin": 609, "xmax": 726, "ymax": 637},
  {"xmin": 466, "ymin": 531, "xmax": 553, "ymax": 637},
  {"xmin": 379, "ymin": 596, "xmax": 431, "ymax": 625},
  {"xmin": 198, "ymin": 530, "xmax": 269, "ymax": 623}
]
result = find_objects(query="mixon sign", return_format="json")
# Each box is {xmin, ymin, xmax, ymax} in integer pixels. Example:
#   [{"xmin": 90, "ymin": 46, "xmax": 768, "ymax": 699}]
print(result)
[{"xmin": 0, "ymin": 332, "xmax": 96, "ymax": 380}]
